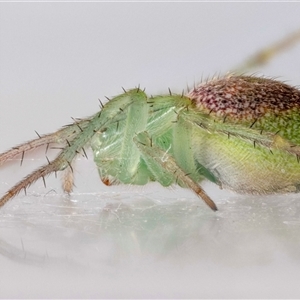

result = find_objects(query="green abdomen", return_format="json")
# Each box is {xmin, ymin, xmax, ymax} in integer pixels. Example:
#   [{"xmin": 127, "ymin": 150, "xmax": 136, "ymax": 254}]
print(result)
[{"xmin": 194, "ymin": 132, "xmax": 300, "ymax": 194}]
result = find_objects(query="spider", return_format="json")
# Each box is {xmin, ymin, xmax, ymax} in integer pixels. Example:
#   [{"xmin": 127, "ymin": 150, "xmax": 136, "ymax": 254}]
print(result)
[{"xmin": 1, "ymin": 30, "xmax": 300, "ymax": 211}]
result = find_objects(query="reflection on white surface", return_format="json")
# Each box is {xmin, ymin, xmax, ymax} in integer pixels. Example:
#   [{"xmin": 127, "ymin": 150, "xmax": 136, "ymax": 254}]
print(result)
[{"xmin": 1, "ymin": 172, "xmax": 300, "ymax": 298}]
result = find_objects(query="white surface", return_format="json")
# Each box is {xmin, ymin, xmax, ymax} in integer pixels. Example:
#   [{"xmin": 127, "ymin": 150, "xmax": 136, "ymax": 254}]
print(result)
[{"xmin": 1, "ymin": 2, "xmax": 300, "ymax": 298}]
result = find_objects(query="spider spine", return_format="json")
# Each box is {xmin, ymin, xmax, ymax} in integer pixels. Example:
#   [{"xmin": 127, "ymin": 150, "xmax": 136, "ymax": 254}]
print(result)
[
  {"xmin": 35, "ymin": 130, "xmax": 41, "ymax": 138},
  {"xmin": 20, "ymin": 151, "xmax": 25, "ymax": 166},
  {"xmin": 82, "ymin": 147, "xmax": 88, "ymax": 159}
]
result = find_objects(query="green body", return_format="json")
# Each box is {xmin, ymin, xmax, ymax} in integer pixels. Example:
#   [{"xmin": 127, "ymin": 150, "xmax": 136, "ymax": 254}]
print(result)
[
  {"xmin": 1, "ymin": 75, "xmax": 299, "ymax": 210},
  {"xmin": 90, "ymin": 76, "xmax": 300, "ymax": 198}
]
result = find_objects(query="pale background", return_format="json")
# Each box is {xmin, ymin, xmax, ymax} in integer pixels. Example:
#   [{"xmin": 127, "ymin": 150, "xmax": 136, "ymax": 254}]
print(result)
[{"xmin": 1, "ymin": 2, "xmax": 300, "ymax": 298}]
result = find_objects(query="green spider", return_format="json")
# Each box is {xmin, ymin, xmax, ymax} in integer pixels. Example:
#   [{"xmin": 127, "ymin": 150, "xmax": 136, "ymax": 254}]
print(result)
[{"xmin": 1, "ymin": 32, "xmax": 300, "ymax": 211}]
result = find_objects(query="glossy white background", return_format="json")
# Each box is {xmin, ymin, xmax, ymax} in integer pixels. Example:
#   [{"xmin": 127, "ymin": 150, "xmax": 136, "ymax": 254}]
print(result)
[{"xmin": 1, "ymin": 2, "xmax": 300, "ymax": 298}]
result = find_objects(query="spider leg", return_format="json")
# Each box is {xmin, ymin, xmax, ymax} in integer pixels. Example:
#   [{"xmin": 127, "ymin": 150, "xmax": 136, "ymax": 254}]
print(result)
[
  {"xmin": 0, "ymin": 118, "xmax": 91, "ymax": 166},
  {"xmin": 133, "ymin": 131, "xmax": 218, "ymax": 211},
  {"xmin": 233, "ymin": 29, "xmax": 300, "ymax": 74},
  {"xmin": 0, "ymin": 89, "xmax": 147, "ymax": 206},
  {"xmin": 61, "ymin": 163, "xmax": 75, "ymax": 193},
  {"xmin": 181, "ymin": 109, "xmax": 300, "ymax": 157}
]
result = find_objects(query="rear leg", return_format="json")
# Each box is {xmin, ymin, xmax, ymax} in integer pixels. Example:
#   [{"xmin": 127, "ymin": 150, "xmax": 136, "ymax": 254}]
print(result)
[{"xmin": 233, "ymin": 29, "xmax": 300, "ymax": 74}]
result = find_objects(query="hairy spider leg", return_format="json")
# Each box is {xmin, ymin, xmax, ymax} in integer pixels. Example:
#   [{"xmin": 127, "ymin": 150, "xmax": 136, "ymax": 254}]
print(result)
[
  {"xmin": 0, "ymin": 91, "xmax": 143, "ymax": 207},
  {"xmin": 133, "ymin": 131, "xmax": 218, "ymax": 211},
  {"xmin": 0, "ymin": 119, "xmax": 90, "ymax": 166}
]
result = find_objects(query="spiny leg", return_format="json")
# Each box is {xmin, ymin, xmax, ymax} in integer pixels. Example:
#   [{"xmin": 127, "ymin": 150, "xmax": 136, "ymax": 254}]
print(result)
[
  {"xmin": 133, "ymin": 131, "xmax": 218, "ymax": 211},
  {"xmin": 232, "ymin": 29, "xmax": 300, "ymax": 74},
  {"xmin": 0, "ymin": 118, "xmax": 91, "ymax": 166},
  {"xmin": 0, "ymin": 124, "xmax": 94, "ymax": 207},
  {"xmin": 179, "ymin": 108, "xmax": 300, "ymax": 158},
  {"xmin": 0, "ymin": 89, "xmax": 146, "ymax": 207}
]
